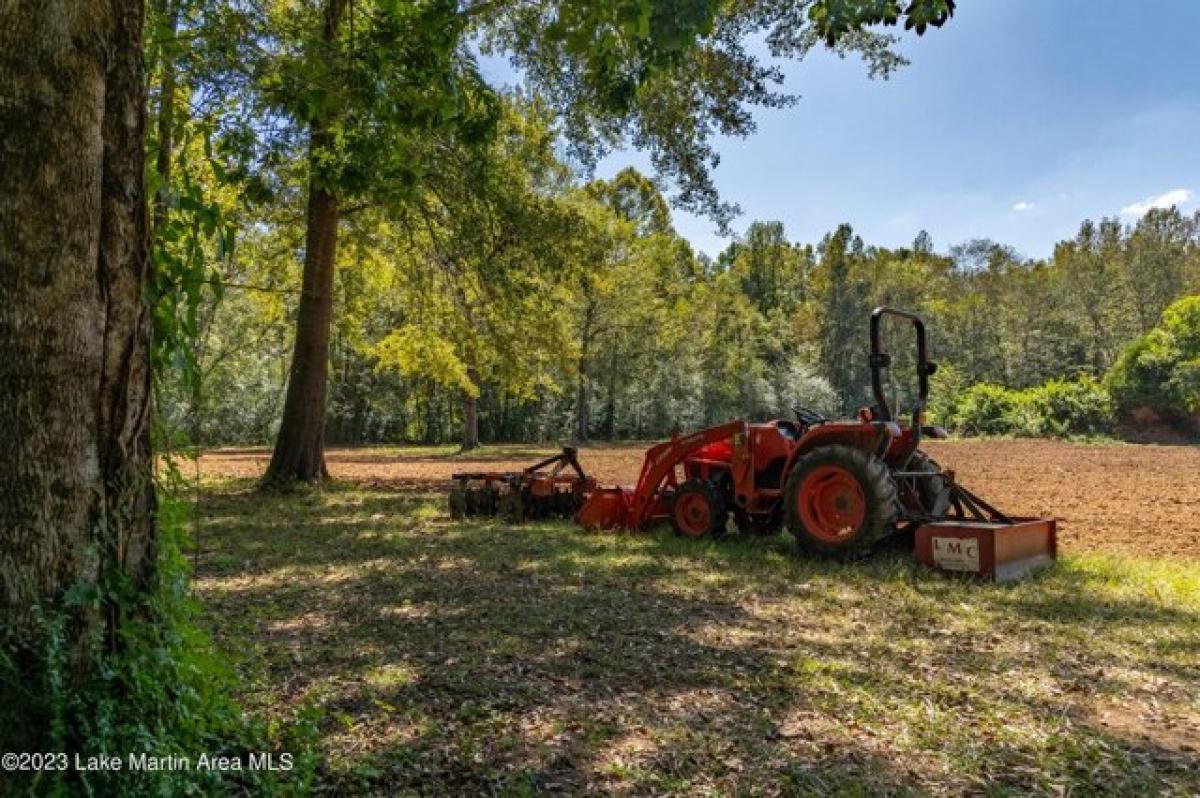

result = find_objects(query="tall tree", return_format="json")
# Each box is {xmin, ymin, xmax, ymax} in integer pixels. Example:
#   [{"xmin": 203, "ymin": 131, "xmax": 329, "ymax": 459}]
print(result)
[
  {"xmin": 727, "ymin": 221, "xmax": 802, "ymax": 314},
  {"xmin": 254, "ymin": 0, "xmax": 955, "ymax": 482},
  {"xmin": 266, "ymin": 0, "xmax": 348, "ymax": 480},
  {"xmin": 816, "ymin": 224, "xmax": 869, "ymax": 411},
  {"xmin": 363, "ymin": 100, "xmax": 579, "ymax": 450},
  {"xmin": 1, "ymin": 0, "xmax": 153, "ymax": 718},
  {"xmin": 253, "ymin": 0, "xmax": 497, "ymax": 481},
  {"xmin": 1124, "ymin": 207, "xmax": 1195, "ymax": 334}
]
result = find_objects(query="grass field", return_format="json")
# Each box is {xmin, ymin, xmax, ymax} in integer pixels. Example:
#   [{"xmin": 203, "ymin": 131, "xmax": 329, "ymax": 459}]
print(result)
[{"xmin": 194, "ymin": 456, "xmax": 1200, "ymax": 794}]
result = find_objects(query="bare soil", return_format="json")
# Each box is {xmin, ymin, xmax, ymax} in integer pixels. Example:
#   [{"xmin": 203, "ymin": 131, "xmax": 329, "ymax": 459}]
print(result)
[{"xmin": 200, "ymin": 438, "xmax": 1200, "ymax": 560}]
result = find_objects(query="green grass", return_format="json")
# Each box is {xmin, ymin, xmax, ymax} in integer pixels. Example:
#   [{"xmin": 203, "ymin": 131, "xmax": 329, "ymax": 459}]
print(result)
[{"xmin": 195, "ymin": 479, "xmax": 1200, "ymax": 795}]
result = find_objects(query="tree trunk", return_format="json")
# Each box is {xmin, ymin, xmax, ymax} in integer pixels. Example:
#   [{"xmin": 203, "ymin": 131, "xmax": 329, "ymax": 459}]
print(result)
[
  {"xmin": 602, "ymin": 362, "xmax": 617, "ymax": 440},
  {"xmin": 461, "ymin": 367, "xmax": 481, "ymax": 450},
  {"xmin": 423, "ymin": 383, "xmax": 438, "ymax": 444},
  {"xmin": 461, "ymin": 394, "xmax": 480, "ymax": 450},
  {"xmin": 264, "ymin": 0, "xmax": 347, "ymax": 484},
  {"xmin": 265, "ymin": 178, "xmax": 339, "ymax": 482},
  {"xmin": 574, "ymin": 304, "xmax": 594, "ymax": 443},
  {"xmin": 458, "ymin": 400, "xmax": 477, "ymax": 451},
  {"xmin": 574, "ymin": 359, "xmax": 590, "ymax": 443},
  {"xmin": 0, "ymin": 0, "xmax": 154, "ymax": 688}
]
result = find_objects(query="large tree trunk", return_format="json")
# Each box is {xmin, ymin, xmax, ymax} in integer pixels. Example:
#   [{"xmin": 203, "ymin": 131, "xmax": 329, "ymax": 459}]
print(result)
[
  {"xmin": 461, "ymin": 394, "xmax": 480, "ymax": 450},
  {"xmin": 265, "ymin": 177, "xmax": 339, "ymax": 482},
  {"xmin": 0, "ymin": 0, "xmax": 154, "ymax": 689},
  {"xmin": 461, "ymin": 367, "xmax": 481, "ymax": 450},
  {"xmin": 264, "ymin": 0, "xmax": 347, "ymax": 484}
]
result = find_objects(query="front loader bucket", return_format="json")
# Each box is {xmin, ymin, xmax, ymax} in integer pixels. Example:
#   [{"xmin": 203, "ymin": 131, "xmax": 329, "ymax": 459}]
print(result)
[
  {"xmin": 914, "ymin": 517, "xmax": 1057, "ymax": 582},
  {"xmin": 576, "ymin": 487, "xmax": 633, "ymax": 530}
]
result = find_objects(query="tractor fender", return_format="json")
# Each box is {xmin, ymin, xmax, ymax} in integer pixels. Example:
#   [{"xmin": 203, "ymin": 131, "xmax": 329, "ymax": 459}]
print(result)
[{"xmin": 781, "ymin": 421, "xmax": 901, "ymax": 480}]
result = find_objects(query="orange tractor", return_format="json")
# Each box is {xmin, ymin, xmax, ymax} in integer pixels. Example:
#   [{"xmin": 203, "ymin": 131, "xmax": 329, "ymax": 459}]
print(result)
[{"xmin": 452, "ymin": 308, "xmax": 1057, "ymax": 580}]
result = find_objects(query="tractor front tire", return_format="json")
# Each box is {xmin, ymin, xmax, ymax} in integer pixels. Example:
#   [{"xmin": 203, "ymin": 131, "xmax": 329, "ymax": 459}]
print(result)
[
  {"xmin": 783, "ymin": 445, "xmax": 897, "ymax": 559},
  {"xmin": 671, "ymin": 479, "xmax": 728, "ymax": 538}
]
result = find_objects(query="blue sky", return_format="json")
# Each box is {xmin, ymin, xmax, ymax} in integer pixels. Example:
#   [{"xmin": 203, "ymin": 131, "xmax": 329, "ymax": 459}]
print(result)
[{"xmin": 484, "ymin": 1, "xmax": 1200, "ymax": 260}]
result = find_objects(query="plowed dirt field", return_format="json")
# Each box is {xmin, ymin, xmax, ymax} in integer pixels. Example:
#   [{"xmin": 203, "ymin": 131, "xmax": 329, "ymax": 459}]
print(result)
[{"xmin": 201, "ymin": 439, "xmax": 1200, "ymax": 559}]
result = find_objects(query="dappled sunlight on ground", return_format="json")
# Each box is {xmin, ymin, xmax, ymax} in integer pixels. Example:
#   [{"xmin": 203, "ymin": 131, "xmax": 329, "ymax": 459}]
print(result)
[{"xmin": 194, "ymin": 480, "xmax": 1200, "ymax": 794}]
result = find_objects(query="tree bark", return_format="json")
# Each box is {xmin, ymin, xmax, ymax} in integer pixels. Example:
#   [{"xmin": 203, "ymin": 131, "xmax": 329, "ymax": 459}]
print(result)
[
  {"xmin": 264, "ymin": 0, "xmax": 347, "ymax": 484},
  {"xmin": 602, "ymin": 356, "xmax": 617, "ymax": 440},
  {"xmin": 574, "ymin": 303, "xmax": 595, "ymax": 443},
  {"xmin": 265, "ymin": 177, "xmax": 339, "ymax": 482},
  {"xmin": 574, "ymin": 358, "xmax": 590, "ymax": 443},
  {"xmin": 461, "ymin": 367, "xmax": 481, "ymax": 450},
  {"xmin": 0, "ymin": 0, "xmax": 154, "ymax": 676},
  {"xmin": 461, "ymin": 394, "xmax": 480, "ymax": 450}
]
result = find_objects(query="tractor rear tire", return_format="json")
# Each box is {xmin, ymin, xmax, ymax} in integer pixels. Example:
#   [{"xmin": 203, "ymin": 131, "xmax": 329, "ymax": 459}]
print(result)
[
  {"xmin": 907, "ymin": 451, "xmax": 948, "ymax": 517},
  {"xmin": 783, "ymin": 445, "xmax": 897, "ymax": 559},
  {"xmin": 671, "ymin": 479, "xmax": 728, "ymax": 538}
]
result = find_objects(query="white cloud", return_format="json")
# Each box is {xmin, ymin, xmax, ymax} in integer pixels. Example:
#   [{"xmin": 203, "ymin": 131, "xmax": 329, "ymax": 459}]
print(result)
[
  {"xmin": 1012, "ymin": 201, "xmax": 1035, "ymax": 212},
  {"xmin": 1120, "ymin": 188, "xmax": 1193, "ymax": 218}
]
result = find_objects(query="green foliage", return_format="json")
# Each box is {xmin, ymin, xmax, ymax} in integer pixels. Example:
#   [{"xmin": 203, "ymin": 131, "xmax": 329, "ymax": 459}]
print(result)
[
  {"xmin": 145, "ymin": 0, "xmax": 241, "ymax": 395},
  {"xmin": 808, "ymin": 0, "xmax": 955, "ymax": 44},
  {"xmin": 816, "ymin": 224, "xmax": 871, "ymax": 411},
  {"xmin": 158, "ymin": 188, "xmax": 1200, "ymax": 446},
  {"xmin": 950, "ymin": 383, "xmax": 1020, "ymax": 436},
  {"xmin": 148, "ymin": 154, "xmax": 235, "ymax": 394},
  {"xmin": 150, "ymin": 0, "xmax": 971, "ymax": 450},
  {"xmin": 487, "ymin": 0, "xmax": 955, "ymax": 226},
  {"xmin": 1106, "ymin": 294, "xmax": 1200, "ymax": 424},
  {"xmin": 1026, "ymin": 376, "xmax": 1115, "ymax": 436},
  {"xmin": 258, "ymin": 0, "xmax": 500, "ymax": 200},
  {"xmin": 370, "ymin": 324, "xmax": 478, "ymax": 396},
  {"xmin": 150, "ymin": 0, "xmax": 1199, "ymax": 447},
  {"xmin": 0, "ymin": 496, "xmax": 319, "ymax": 795},
  {"xmin": 925, "ymin": 361, "xmax": 967, "ymax": 425},
  {"xmin": 949, "ymin": 378, "xmax": 1114, "ymax": 438}
]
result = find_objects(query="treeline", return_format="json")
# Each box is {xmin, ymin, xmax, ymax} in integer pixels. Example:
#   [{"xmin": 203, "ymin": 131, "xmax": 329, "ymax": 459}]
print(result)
[{"xmin": 159, "ymin": 96, "xmax": 1200, "ymax": 446}]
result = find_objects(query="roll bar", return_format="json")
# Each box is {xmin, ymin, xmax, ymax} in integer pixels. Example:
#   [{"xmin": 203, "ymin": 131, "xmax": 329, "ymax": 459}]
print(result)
[{"xmin": 868, "ymin": 307, "xmax": 937, "ymax": 455}]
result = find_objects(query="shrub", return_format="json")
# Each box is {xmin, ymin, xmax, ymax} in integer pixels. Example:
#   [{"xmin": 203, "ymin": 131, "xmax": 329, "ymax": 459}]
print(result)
[
  {"xmin": 1106, "ymin": 295, "xmax": 1200, "ymax": 427},
  {"xmin": 1025, "ymin": 376, "xmax": 1114, "ymax": 436},
  {"xmin": 950, "ymin": 383, "xmax": 1020, "ymax": 435},
  {"xmin": 949, "ymin": 377, "xmax": 1114, "ymax": 437},
  {"xmin": 926, "ymin": 362, "xmax": 968, "ymax": 426}
]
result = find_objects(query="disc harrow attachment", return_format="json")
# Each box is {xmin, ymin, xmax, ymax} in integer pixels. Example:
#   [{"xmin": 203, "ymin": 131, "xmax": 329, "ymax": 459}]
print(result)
[{"xmin": 448, "ymin": 447, "xmax": 595, "ymax": 523}]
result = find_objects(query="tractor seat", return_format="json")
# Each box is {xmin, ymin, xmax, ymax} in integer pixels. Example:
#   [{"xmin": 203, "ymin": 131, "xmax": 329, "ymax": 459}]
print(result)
[
  {"xmin": 792, "ymin": 406, "xmax": 827, "ymax": 428},
  {"xmin": 776, "ymin": 420, "xmax": 801, "ymax": 439}
]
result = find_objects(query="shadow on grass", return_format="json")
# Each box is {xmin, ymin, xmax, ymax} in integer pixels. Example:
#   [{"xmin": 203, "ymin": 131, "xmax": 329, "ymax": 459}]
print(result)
[{"xmin": 195, "ymin": 483, "xmax": 1200, "ymax": 795}]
